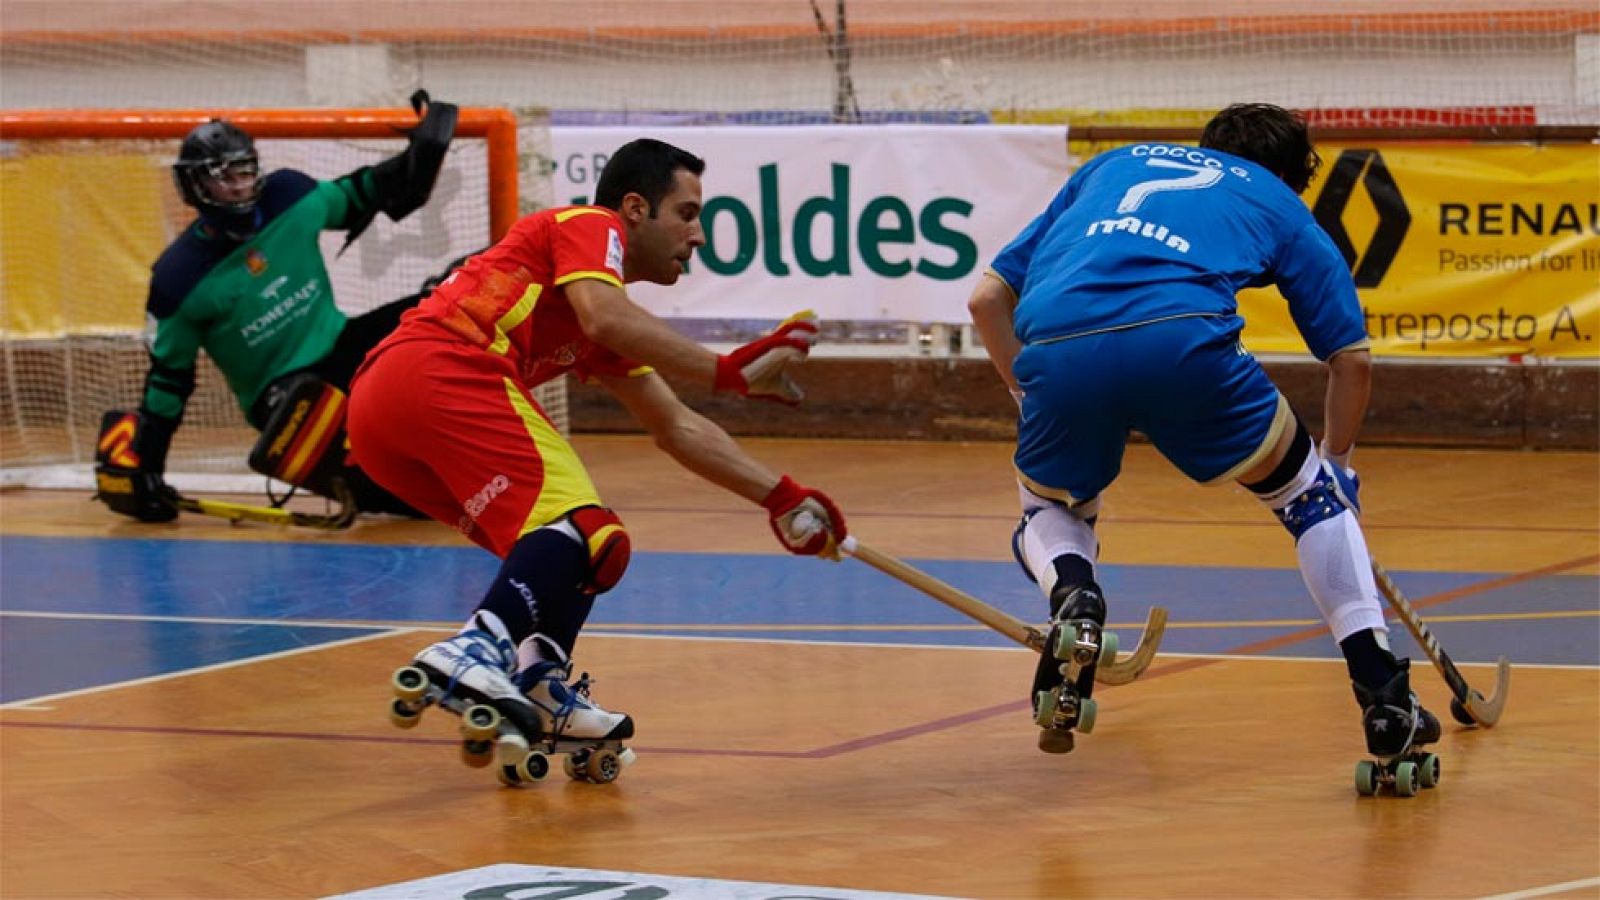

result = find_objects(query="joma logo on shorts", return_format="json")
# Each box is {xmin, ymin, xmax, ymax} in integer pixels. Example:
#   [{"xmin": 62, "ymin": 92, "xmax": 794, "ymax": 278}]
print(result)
[{"xmin": 463, "ymin": 474, "xmax": 512, "ymax": 519}]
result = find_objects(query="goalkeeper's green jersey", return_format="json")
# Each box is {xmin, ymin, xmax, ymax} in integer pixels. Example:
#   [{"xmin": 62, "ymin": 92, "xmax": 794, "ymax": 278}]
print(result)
[{"xmin": 141, "ymin": 168, "xmax": 380, "ymax": 426}]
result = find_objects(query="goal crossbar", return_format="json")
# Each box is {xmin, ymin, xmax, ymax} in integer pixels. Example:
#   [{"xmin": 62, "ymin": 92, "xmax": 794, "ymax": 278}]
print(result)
[{"xmin": 0, "ymin": 106, "xmax": 521, "ymax": 239}]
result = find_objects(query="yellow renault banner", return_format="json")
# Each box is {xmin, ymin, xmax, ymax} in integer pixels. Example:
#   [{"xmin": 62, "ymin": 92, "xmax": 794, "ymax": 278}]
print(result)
[{"xmin": 1240, "ymin": 143, "xmax": 1599, "ymax": 359}]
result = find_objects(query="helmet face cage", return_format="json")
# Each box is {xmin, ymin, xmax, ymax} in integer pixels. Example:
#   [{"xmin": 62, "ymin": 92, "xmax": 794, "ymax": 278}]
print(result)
[{"xmin": 172, "ymin": 120, "xmax": 263, "ymax": 215}]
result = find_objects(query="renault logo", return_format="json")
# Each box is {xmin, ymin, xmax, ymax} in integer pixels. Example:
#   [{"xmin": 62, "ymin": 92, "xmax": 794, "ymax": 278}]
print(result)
[{"xmin": 1311, "ymin": 149, "xmax": 1410, "ymax": 288}]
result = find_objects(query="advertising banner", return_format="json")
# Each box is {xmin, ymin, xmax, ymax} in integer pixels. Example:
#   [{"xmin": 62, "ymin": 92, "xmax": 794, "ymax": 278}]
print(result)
[
  {"xmin": 1240, "ymin": 143, "xmax": 1598, "ymax": 359},
  {"xmin": 550, "ymin": 125, "xmax": 1069, "ymax": 322}
]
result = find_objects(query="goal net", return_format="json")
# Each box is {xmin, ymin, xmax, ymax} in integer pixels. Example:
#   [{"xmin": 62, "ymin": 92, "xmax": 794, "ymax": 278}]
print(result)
[{"xmin": 0, "ymin": 107, "xmax": 565, "ymax": 491}]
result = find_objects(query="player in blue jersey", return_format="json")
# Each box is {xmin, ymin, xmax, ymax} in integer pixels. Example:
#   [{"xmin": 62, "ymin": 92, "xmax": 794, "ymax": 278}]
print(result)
[{"xmin": 969, "ymin": 104, "xmax": 1440, "ymax": 775}]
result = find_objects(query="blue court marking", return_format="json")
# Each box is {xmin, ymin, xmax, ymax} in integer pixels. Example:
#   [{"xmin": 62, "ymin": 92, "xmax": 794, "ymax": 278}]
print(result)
[
  {"xmin": 0, "ymin": 615, "xmax": 378, "ymax": 704},
  {"xmin": 1, "ymin": 535, "xmax": 1594, "ymax": 703}
]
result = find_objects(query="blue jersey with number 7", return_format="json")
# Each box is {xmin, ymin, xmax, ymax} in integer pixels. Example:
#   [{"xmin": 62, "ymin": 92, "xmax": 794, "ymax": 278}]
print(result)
[{"xmin": 989, "ymin": 143, "xmax": 1367, "ymax": 362}]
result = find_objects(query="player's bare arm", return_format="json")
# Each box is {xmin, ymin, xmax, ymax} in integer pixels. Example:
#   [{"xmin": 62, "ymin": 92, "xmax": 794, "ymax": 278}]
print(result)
[
  {"xmin": 596, "ymin": 370, "xmax": 780, "ymax": 502},
  {"xmin": 1321, "ymin": 347, "xmax": 1372, "ymax": 466},
  {"xmin": 566, "ymin": 277, "xmax": 719, "ymax": 385},
  {"xmin": 967, "ymin": 271, "xmax": 1023, "ymax": 397}
]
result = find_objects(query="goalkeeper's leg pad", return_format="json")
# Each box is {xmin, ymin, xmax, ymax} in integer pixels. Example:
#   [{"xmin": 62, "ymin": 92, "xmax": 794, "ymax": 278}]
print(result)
[{"xmin": 248, "ymin": 373, "xmax": 349, "ymax": 499}]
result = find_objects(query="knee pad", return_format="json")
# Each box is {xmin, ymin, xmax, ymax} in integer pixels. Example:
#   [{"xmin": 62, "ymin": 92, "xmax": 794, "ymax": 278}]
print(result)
[
  {"xmin": 248, "ymin": 373, "xmax": 349, "ymax": 498},
  {"xmin": 566, "ymin": 506, "xmax": 632, "ymax": 595},
  {"xmin": 1011, "ymin": 510, "xmax": 1040, "ymax": 585},
  {"xmin": 1013, "ymin": 488, "xmax": 1101, "ymax": 592},
  {"xmin": 1275, "ymin": 462, "xmax": 1355, "ymax": 541}
]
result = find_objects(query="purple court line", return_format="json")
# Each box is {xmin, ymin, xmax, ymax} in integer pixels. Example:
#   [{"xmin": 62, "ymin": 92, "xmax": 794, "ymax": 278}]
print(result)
[
  {"xmin": 619, "ymin": 505, "xmax": 1598, "ymax": 536},
  {"xmin": 0, "ymin": 720, "xmax": 811, "ymax": 758},
  {"xmin": 4, "ymin": 553, "xmax": 1593, "ymax": 759}
]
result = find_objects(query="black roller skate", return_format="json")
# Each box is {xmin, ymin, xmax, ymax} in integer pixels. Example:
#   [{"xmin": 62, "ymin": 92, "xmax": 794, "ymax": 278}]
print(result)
[
  {"xmin": 1352, "ymin": 659, "xmax": 1442, "ymax": 797},
  {"xmin": 1032, "ymin": 581, "xmax": 1118, "ymax": 754}
]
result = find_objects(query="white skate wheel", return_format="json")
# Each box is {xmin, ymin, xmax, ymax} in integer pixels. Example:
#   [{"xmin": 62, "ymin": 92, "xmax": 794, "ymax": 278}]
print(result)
[
  {"xmin": 391, "ymin": 666, "xmax": 430, "ymax": 703},
  {"xmin": 461, "ymin": 704, "xmax": 501, "ymax": 741},
  {"xmin": 389, "ymin": 698, "xmax": 423, "ymax": 729}
]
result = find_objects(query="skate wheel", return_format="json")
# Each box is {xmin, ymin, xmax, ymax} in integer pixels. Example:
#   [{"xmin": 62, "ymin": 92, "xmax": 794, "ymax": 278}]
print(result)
[
  {"xmin": 389, "ymin": 698, "xmax": 424, "ymax": 729},
  {"xmin": 1354, "ymin": 760, "xmax": 1379, "ymax": 796},
  {"xmin": 1449, "ymin": 697, "xmax": 1476, "ymax": 726},
  {"xmin": 1051, "ymin": 627, "xmax": 1079, "ymax": 660},
  {"xmin": 461, "ymin": 704, "xmax": 501, "ymax": 742},
  {"xmin": 563, "ymin": 749, "xmax": 591, "ymax": 782},
  {"xmin": 1416, "ymin": 752, "xmax": 1440, "ymax": 789},
  {"xmin": 460, "ymin": 739, "xmax": 494, "ymax": 768},
  {"xmin": 1033, "ymin": 690, "xmax": 1060, "ymax": 728},
  {"xmin": 1097, "ymin": 631, "xmax": 1120, "ymax": 667},
  {"xmin": 392, "ymin": 666, "xmax": 430, "ymax": 703},
  {"xmin": 497, "ymin": 751, "xmax": 550, "ymax": 787},
  {"xmin": 521, "ymin": 751, "xmax": 551, "ymax": 782},
  {"xmin": 1393, "ymin": 760, "xmax": 1419, "ymax": 797},
  {"xmin": 585, "ymin": 748, "xmax": 623, "ymax": 784},
  {"xmin": 1076, "ymin": 697, "xmax": 1098, "ymax": 735}
]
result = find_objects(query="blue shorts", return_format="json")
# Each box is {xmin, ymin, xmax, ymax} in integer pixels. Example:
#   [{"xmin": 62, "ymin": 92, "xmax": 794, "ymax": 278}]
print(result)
[{"xmin": 1013, "ymin": 316, "xmax": 1288, "ymax": 502}]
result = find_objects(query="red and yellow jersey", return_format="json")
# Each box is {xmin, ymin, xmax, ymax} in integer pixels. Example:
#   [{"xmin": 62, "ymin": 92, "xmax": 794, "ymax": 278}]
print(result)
[{"xmin": 385, "ymin": 205, "xmax": 649, "ymax": 387}]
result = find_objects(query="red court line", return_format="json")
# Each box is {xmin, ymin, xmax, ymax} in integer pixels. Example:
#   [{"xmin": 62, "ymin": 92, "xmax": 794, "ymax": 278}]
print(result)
[
  {"xmin": 0, "ymin": 720, "xmax": 812, "ymax": 759},
  {"xmin": 803, "ymin": 551, "xmax": 1600, "ymax": 754},
  {"xmin": 4, "ymin": 554, "xmax": 1592, "ymax": 759},
  {"xmin": 622, "ymin": 505, "xmax": 1599, "ymax": 536}
]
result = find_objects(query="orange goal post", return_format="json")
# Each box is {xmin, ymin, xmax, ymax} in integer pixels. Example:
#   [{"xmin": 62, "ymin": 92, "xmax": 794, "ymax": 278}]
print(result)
[{"xmin": 0, "ymin": 105, "xmax": 565, "ymax": 492}]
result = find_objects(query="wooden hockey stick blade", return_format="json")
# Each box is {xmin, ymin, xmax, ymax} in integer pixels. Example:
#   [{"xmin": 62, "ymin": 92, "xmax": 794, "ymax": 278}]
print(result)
[
  {"xmin": 839, "ymin": 537, "xmax": 1165, "ymax": 684},
  {"xmin": 1371, "ymin": 559, "xmax": 1509, "ymax": 727},
  {"xmin": 1094, "ymin": 606, "xmax": 1169, "ymax": 686},
  {"xmin": 176, "ymin": 494, "xmax": 356, "ymax": 530}
]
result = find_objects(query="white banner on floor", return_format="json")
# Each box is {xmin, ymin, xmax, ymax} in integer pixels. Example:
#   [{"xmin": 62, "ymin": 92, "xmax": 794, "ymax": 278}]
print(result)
[
  {"xmin": 330, "ymin": 863, "xmax": 959, "ymax": 900},
  {"xmin": 551, "ymin": 125, "xmax": 1069, "ymax": 323}
]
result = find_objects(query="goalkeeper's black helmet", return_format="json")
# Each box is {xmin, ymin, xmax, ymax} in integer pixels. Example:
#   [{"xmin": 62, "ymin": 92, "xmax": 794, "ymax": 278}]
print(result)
[{"xmin": 172, "ymin": 119, "xmax": 263, "ymax": 219}]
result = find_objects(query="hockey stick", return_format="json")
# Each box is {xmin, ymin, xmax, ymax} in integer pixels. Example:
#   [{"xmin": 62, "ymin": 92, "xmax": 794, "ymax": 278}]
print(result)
[
  {"xmin": 837, "ymin": 536, "xmax": 1166, "ymax": 684},
  {"xmin": 174, "ymin": 483, "xmax": 357, "ymax": 531},
  {"xmin": 1371, "ymin": 559, "xmax": 1509, "ymax": 727}
]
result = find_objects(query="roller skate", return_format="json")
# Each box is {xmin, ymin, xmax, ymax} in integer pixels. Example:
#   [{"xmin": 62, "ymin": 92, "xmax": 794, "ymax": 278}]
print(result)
[
  {"xmin": 508, "ymin": 660, "xmax": 637, "ymax": 785},
  {"xmin": 386, "ymin": 614, "xmax": 635, "ymax": 787},
  {"xmin": 1032, "ymin": 582, "xmax": 1118, "ymax": 754},
  {"xmin": 1352, "ymin": 660, "xmax": 1442, "ymax": 797}
]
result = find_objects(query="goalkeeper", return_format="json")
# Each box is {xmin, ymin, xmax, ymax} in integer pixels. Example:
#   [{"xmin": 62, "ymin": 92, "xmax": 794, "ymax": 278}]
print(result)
[
  {"xmin": 346, "ymin": 138, "xmax": 846, "ymax": 759},
  {"xmin": 96, "ymin": 91, "xmax": 458, "ymax": 523}
]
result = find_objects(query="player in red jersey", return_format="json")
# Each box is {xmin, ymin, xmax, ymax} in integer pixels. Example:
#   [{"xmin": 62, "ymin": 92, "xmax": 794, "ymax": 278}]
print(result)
[{"xmin": 348, "ymin": 138, "xmax": 842, "ymax": 775}]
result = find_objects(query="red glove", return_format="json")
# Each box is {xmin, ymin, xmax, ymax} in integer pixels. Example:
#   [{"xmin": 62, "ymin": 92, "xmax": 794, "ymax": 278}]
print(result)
[
  {"xmin": 714, "ymin": 310, "xmax": 819, "ymax": 405},
  {"xmin": 760, "ymin": 475, "xmax": 847, "ymax": 558}
]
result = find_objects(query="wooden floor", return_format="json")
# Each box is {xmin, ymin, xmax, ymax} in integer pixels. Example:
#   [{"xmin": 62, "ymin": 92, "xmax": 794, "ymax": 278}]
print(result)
[{"xmin": 2, "ymin": 437, "xmax": 1597, "ymax": 899}]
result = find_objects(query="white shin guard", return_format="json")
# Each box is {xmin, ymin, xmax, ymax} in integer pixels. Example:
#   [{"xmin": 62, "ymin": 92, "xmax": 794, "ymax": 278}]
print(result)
[{"xmin": 1293, "ymin": 512, "xmax": 1388, "ymax": 642}]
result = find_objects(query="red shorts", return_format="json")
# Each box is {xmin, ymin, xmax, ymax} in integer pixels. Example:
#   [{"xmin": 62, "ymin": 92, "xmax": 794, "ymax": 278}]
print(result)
[{"xmin": 347, "ymin": 337, "xmax": 602, "ymax": 558}]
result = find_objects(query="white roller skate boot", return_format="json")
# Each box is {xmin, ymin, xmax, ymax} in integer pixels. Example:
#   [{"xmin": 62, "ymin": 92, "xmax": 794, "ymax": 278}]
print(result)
[
  {"xmin": 388, "ymin": 611, "xmax": 545, "ymax": 772},
  {"xmin": 1352, "ymin": 659, "xmax": 1443, "ymax": 797},
  {"xmin": 513, "ymin": 659, "xmax": 637, "ymax": 783}
]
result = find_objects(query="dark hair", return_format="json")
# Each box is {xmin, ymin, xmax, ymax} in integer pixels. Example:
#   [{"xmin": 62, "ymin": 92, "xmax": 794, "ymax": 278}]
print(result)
[
  {"xmin": 1199, "ymin": 103, "xmax": 1321, "ymax": 194},
  {"xmin": 594, "ymin": 138, "xmax": 705, "ymax": 214}
]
